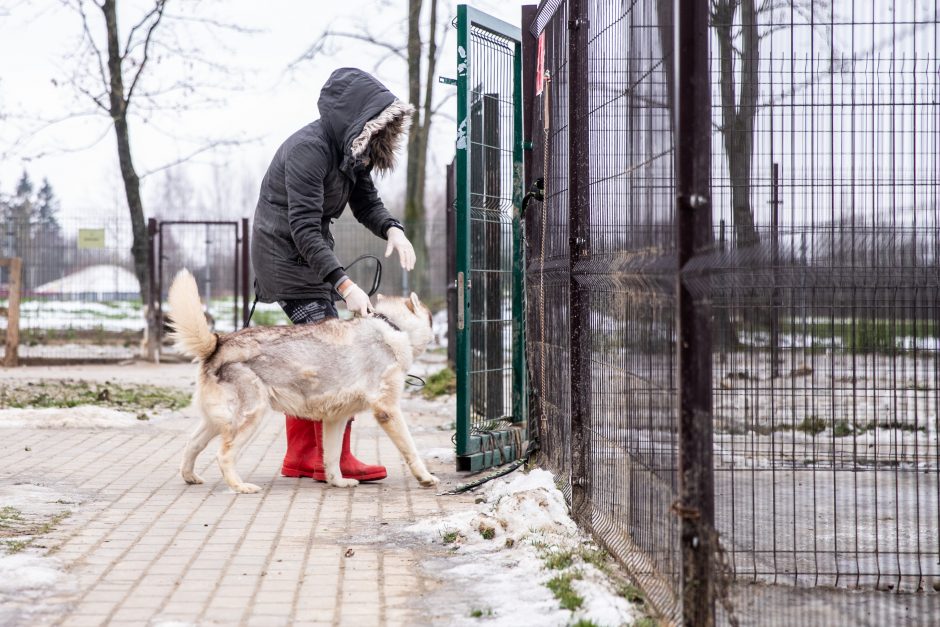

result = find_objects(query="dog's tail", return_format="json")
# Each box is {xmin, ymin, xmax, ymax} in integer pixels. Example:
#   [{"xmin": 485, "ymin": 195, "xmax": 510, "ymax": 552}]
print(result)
[{"xmin": 167, "ymin": 270, "xmax": 218, "ymax": 362}]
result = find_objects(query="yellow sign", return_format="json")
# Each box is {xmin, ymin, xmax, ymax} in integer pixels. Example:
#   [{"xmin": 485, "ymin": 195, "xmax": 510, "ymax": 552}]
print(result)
[{"xmin": 77, "ymin": 228, "xmax": 106, "ymax": 249}]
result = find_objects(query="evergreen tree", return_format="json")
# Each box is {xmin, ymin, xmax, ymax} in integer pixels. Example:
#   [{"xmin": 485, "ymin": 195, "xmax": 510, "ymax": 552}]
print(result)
[
  {"xmin": 36, "ymin": 178, "xmax": 61, "ymax": 232},
  {"xmin": 2, "ymin": 171, "xmax": 65, "ymax": 288}
]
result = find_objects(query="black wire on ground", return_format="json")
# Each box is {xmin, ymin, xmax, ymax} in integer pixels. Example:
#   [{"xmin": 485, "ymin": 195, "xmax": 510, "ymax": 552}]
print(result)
[{"xmin": 438, "ymin": 441, "xmax": 536, "ymax": 495}]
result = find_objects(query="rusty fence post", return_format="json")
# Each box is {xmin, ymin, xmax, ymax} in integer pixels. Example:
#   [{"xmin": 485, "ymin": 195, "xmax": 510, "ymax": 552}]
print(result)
[
  {"xmin": 675, "ymin": 0, "xmax": 715, "ymax": 624},
  {"xmin": 568, "ymin": 0, "xmax": 592, "ymax": 525},
  {"xmin": 2, "ymin": 257, "xmax": 22, "ymax": 368}
]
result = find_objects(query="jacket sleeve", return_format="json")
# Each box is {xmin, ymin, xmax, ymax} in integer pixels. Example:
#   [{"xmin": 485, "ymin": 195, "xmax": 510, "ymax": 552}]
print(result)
[
  {"xmin": 284, "ymin": 142, "xmax": 344, "ymax": 283},
  {"xmin": 348, "ymin": 169, "xmax": 403, "ymax": 239}
]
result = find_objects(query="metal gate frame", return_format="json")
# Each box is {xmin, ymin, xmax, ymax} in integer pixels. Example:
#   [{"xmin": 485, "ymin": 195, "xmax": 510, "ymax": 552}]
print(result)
[
  {"xmin": 148, "ymin": 218, "xmax": 250, "ymax": 351},
  {"xmin": 455, "ymin": 5, "xmax": 527, "ymax": 472}
]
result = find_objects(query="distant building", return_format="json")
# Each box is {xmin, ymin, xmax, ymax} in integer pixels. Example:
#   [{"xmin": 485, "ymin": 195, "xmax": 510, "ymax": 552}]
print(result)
[{"xmin": 33, "ymin": 265, "xmax": 139, "ymax": 301}]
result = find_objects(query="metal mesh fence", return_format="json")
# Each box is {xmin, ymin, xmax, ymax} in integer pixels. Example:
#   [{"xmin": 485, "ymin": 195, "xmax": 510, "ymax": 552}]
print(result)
[
  {"xmin": 523, "ymin": 0, "xmax": 939, "ymax": 624},
  {"xmin": 465, "ymin": 23, "xmax": 518, "ymax": 429},
  {"xmin": 1, "ymin": 216, "xmax": 145, "ymax": 363},
  {"xmin": 0, "ymin": 214, "xmax": 449, "ymax": 363},
  {"xmin": 454, "ymin": 5, "xmax": 527, "ymax": 472}
]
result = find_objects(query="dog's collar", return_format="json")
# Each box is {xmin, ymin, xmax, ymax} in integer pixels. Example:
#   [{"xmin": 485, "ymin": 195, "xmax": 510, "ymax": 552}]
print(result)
[{"xmin": 370, "ymin": 312, "xmax": 401, "ymax": 332}]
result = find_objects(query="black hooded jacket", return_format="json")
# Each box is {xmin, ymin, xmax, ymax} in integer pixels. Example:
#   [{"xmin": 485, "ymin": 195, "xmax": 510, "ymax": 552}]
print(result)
[{"xmin": 251, "ymin": 68, "xmax": 404, "ymax": 303}]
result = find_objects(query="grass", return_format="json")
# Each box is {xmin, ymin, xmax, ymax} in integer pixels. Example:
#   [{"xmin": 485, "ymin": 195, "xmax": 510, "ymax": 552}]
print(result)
[
  {"xmin": 0, "ymin": 508, "xmax": 70, "ymax": 555},
  {"xmin": 546, "ymin": 572, "xmax": 584, "ymax": 611},
  {"xmin": 795, "ymin": 416, "xmax": 827, "ymax": 436},
  {"xmin": 777, "ymin": 319, "xmax": 939, "ymax": 354},
  {"xmin": 569, "ymin": 620, "xmax": 602, "ymax": 627},
  {"xmin": 3, "ymin": 540, "xmax": 28, "ymax": 554},
  {"xmin": 478, "ymin": 524, "xmax": 496, "ymax": 540},
  {"xmin": 441, "ymin": 530, "xmax": 459, "ymax": 544},
  {"xmin": 721, "ymin": 415, "xmax": 927, "ymax": 438},
  {"xmin": 535, "ymin": 540, "xmax": 654, "ymax": 622},
  {"xmin": 423, "ymin": 367, "xmax": 456, "ymax": 399},
  {"xmin": 544, "ymin": 549, "xmax": 575, "ymax": 570},
  {"xmin": 832, "ymin": 420, "xmax": 854, "ymax": 437},
  {"xmin": 617, "ymin": 582, "xmax": 645, "ymax": 604},
  {"xmin": 632, "ymin": 618, "xmax": 659, "ymax": 627},
  {"xmin": 469, "ymin": 608, "xmax": 493, "ymax": 618},
  {"xmin": 863, "ymin": 419, "xmax": 926, "ymax": 434},
  {"xmin": 0, "ymin": 506, "xmax": 24, "ymax": 531},
  {"xmin": 0, "ymin": 380, "xmax": 191, "ymax": 413}
]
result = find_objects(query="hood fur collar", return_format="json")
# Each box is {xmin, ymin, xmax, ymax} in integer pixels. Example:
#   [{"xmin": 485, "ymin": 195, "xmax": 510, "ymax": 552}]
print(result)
[{"xmin": 350, "ymin": 99, "xmax": 415, "ymax": 173}]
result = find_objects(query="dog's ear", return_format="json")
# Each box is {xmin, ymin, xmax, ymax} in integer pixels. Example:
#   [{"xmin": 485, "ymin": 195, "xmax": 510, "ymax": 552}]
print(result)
[
  {"xmin": 376, "ymin": 294, "xmax": 384, "ymax": 302},
  {"xmin": 405, "ymin": 297, "xmax": 416, "ymax": 314},
  {"xmin": 409, "ymin": 292, "xmax": 421, "ymax": 314}
]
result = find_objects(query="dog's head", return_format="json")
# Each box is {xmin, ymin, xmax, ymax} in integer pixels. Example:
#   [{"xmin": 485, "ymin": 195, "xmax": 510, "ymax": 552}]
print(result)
[{"xmin": 373, "ymin": 292, "xmax": 434, "ymax": 357}]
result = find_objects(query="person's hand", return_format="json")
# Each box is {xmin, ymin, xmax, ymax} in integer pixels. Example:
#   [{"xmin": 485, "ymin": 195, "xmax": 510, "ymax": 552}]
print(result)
[
  {"xmin": 385, "ymin": 227, "xmax": 416, "ymax": 271},
  {"xmin": 339, "ymin": 281, "xmax": 372, "ymax": 316}
]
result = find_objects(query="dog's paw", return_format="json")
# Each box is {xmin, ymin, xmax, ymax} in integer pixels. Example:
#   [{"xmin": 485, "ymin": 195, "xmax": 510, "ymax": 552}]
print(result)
[
  {"xmin": 233, "ymin": 482, "xmax": 262, "ymax": 494},
  {"xmin": 329, "ymin": 477, "xmax": 360, "ymax": 488},
  {"xmin": 181, "ymin": 472, "xmax": 204, "ymax": 485},
  {"xmin": 418, "ymin": 475, "xmax": 440, "ymax": 488}
]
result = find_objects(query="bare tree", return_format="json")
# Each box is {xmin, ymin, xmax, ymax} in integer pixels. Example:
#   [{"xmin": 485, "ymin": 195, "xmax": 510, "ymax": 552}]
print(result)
[
  {"xmin": 710, "ymin": 0, "xmax": 834, "ymax": 247},
  {"xmin": 49, "ymin": 0, "xmax": 251, "ymax": 358},
  {"xmin": 293, "ymin": 0, "xmax": 450, "ymax": 294},
  {"xmin": 711, "ymin": 0, "xmax": 762, "ymax": 247}
]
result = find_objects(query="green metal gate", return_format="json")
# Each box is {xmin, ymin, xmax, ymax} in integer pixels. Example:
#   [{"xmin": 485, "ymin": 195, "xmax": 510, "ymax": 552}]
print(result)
[{"xmin": 455, "ymin": 5, "xmax": 526, "ymax": 472}]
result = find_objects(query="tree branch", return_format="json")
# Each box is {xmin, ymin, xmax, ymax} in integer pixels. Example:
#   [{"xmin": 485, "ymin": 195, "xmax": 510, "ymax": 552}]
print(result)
[
  {"xmin": 122, "ymin": 0, "xmax": 164, "ymax": 61},
  {"xmin": 125, "ymin": 0, "xmax": 167, "ymax": 106},
  {"xmin": 138, "ymin": 138, "xmax": 255, "ymax": 179},
  {"xmin": 73, "ymin": 0, "xmax": 109, "ymax": 94},
  {"xmin": 291, "ymin": 28, "xmax": 407, "ymax": 69}
]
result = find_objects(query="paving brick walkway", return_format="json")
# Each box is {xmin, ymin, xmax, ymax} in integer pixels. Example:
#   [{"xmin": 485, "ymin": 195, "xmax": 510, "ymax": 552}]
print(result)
[{"xmin": 0, "ymin": 358, "xmax": 472, "ymax": 627}]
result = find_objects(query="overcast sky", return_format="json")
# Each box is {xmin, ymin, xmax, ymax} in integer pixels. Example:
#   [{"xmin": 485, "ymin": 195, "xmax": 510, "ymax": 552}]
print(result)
[{"xmin": 0, "ymin": 0, "xmax": 529, "ymax": 225}]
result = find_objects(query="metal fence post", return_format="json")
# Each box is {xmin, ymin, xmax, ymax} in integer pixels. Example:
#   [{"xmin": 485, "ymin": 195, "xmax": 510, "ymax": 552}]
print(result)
[
  {"xmin": 241, "ymin": 217, "xmax": 250, "ymax": 328},
  {"xmin": 770, "ymin": 163, "xmax": 781, "ymax": 378},
  {"xmin": 675, "ymin": 1, "xmax": 715, "ymax": 624},
  {"xmin": 568, "ymin": 0, "xmax": 592, "ymax": 525},
  {"xmin": 146, "ymin": 217, "xmax": 159, "ymax": 362},
  {"xmin": 455, "ymin": 3, "xmax": 472, "ymax": 462}
]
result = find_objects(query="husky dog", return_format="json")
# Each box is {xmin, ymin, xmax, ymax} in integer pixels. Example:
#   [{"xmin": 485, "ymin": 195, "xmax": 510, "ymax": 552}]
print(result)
[{"xmin": 167, "ymin": 270, "xmax": 440, "ymax": 493}]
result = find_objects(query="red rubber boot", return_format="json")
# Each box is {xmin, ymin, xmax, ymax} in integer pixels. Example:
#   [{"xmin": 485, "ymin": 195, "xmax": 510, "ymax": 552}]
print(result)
[
  {"xmin": 281, "ymin": 415, "xmax": 323, "ymax": 478},
  {"xmin": 334, "ymin": 418, "xmax": 387, "ymax": 482},
  {"xmin": 281, "ymin": 416, "xmax": 386, "ymax": 482}
]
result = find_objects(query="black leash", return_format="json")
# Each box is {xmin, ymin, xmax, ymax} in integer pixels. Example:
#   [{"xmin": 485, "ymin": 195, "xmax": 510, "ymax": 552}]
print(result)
[
  {"xmin": 244, "ymin": 296, "xmax": 258, "ymax": 330},
  {"xmin": 346, "ymin": 254, "xmax": 383, "ymax": 297},
  {"xmin": 243, "ymin": 255, "xmax": 383, "ymax": 329}
]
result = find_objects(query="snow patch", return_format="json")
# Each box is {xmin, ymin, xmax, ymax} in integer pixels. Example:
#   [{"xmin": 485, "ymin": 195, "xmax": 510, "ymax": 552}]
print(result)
[
  {"xmin": 0, "ymin": 553, "xmax": 64, "ymax": 595},
  {"xmin": 408, "ymin": 469, "xmax": 638, "ymax": 626},
  {"xmin": 0, "ymin": 482, "xmax": 79, "ymax": 625},
  {"xmin": 0, "ymin": 405, "xmax": 148, "ymax": 429},
  {"xmin": 432, "ymin": 309, "xmax": 449, "ymax": 348}
]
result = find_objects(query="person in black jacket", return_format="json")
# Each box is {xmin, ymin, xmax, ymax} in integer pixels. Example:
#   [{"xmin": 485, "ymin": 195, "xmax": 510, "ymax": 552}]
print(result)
[{"xmin": 251, "ymin": 67, "xmax": 417, "ymax": 482}]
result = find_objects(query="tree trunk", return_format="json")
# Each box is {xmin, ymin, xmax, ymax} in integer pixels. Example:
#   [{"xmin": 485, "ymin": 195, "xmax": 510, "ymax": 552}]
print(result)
[
  {"xmin": 404, "ymin": 0, "xmax": 428, "ymax": 295},
  {"xmin": 714, "ymin": 0, "xmax": 760, "ymax": 248},
  {"xmin": 102, "ymin": 0, "xmax": 158, "ymax": 360}
]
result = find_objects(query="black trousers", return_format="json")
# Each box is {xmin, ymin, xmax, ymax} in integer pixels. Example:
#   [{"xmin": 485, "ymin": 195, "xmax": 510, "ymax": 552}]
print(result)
[{"xmin": 277, "ymin": 298, "xmax": 338, "ymax": 325}]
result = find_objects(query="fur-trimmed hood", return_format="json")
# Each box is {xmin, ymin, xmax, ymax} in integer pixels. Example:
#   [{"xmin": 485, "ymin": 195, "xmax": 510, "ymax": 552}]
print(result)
[{"xmin": 317, "ymin": 68, "xmax": 414, "ymax": 174}]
